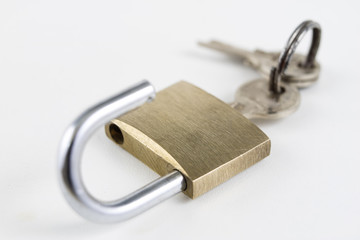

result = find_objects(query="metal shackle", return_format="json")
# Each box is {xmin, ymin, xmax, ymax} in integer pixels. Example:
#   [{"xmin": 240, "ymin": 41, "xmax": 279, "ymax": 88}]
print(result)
[{"xmin": 58, "ymin": 80, "xmax": 186, "ymax": 223}]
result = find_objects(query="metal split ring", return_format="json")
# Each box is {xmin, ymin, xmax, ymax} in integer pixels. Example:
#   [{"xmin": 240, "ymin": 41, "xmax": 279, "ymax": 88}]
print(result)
[{"xmin": 270, "ymin": 20, "xmax": 321, "ymax": 94}]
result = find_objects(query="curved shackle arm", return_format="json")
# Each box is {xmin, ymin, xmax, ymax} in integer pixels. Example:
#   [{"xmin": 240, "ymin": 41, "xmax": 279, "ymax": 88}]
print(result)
[
  {"xmin": 270, "ymin": 20, "xmax": 321, "ymax": 93},
  {"xmin": 58, "ymin": 80, "xmax": 186, "ymax": 223}
]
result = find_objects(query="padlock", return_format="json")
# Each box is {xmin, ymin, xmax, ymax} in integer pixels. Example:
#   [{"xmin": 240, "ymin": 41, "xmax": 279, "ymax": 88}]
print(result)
[{"xmin": 58, "ymin": 80, "xmax": 270, "ymax": 223}]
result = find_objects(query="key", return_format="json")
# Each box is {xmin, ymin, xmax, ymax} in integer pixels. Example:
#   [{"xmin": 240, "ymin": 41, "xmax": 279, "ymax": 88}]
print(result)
[
  {"xmin": 199, "ymin": 41, "xmax": 301, "ymax": 119},
  {"xmin": 198, "ymin": 21, "xmax": 321, "ymax": 88},
  {"xmin": 231, "ymin": 78, "xmax": 301, "ymax": 119},
  {"xmin": 213, "ymin": 21, "xmax": 321, "ymax": 119},
  {"xmin": 225, "ymin": 41, "xmax": 304, "ymax": 119},
  {"xmin": 199, "ymin": 40, "xmax": 320, "ymax": 88}
]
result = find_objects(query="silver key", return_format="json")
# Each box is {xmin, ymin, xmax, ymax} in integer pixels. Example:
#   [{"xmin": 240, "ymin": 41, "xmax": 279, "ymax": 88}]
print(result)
[
  {"xmin": 231, "ymin": 78, "xmax": 300, "ymax": 119},
  {"xmin": 199, "ymin": 21, "xmax": 321, "ymax": 88},
  {"xmin": 227, "ymin": 21, "xmax": 321, "ymax": 119}
]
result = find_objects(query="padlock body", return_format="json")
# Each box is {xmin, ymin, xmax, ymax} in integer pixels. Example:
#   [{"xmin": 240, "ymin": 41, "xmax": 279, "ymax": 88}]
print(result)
[{"xmin": 106, "ymin": 81, "xmax": 270, "ymax": 198}]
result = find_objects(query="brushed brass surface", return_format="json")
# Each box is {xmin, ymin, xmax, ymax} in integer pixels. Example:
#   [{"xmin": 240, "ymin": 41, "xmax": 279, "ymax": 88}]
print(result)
[{"xmin": 105, "ymin": 81, "xmax": 271, "ymax": 199}]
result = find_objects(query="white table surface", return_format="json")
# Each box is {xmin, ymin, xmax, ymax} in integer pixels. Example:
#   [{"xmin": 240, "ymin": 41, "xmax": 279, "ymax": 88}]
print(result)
[{"xmin": 1, "ymin": 0, "xmax": 360, "ymax": 239}]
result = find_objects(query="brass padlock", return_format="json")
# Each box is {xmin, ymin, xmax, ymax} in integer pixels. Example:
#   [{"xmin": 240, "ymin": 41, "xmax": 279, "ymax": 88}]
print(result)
[
  {"xmin": 106, "ymin": 81, "xmax": 270, "ymax": 199},
  {"xmin": 58, "ymin": 80, "xmax": 270, "ymax": 223}
]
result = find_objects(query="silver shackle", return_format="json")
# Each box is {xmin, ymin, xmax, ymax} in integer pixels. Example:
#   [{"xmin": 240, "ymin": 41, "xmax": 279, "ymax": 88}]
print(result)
[{"xmin": 58, "ymin": 80, "xmax": 186, "ymax": 223}]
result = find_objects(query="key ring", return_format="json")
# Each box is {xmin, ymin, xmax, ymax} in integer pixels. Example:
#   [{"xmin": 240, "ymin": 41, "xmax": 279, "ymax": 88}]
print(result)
[{"xmin": 270, "ymin": 20, "xmax": 321, "ymax": 93}]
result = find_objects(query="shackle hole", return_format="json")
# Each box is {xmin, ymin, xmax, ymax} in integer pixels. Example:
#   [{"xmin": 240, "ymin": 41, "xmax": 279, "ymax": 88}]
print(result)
[{"xmin": 109, "ymin": 124, "xmax": 124, "ymax": 145}]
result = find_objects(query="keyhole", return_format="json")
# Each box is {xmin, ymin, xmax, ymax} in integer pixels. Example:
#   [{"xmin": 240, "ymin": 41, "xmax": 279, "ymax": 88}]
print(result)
[{"xmin": 109, "ymin": 124, "xmax": 124, "ymax": 145}]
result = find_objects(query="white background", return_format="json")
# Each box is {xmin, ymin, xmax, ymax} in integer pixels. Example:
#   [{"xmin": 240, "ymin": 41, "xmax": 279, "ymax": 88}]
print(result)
[{"xmin": 1, "ymin": 0, "xmax": 360, "ymax": 239}]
